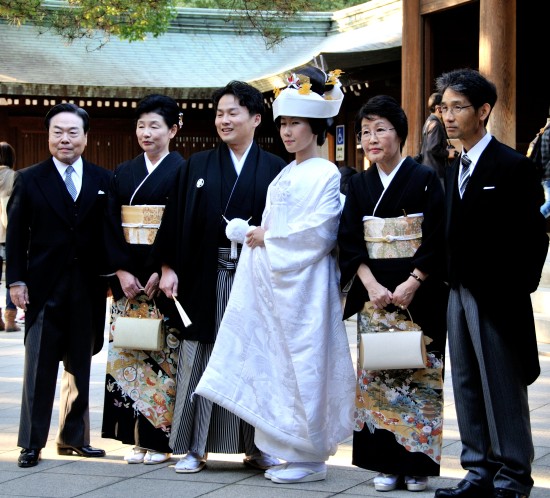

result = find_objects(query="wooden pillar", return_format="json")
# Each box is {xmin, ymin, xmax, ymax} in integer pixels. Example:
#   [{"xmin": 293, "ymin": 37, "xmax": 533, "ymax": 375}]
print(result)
[
  {"xmin": 479, "ymin": 0, "xmax": 516, "ymax": 147},
  {"xmin": 401, "ymin": 0, "xmax": 423, "ymax": 157}
]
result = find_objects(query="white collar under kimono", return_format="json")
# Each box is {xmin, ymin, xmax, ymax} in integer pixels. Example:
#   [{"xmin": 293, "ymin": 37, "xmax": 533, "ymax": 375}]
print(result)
[
  {"xmin": 376, "ymin": 158, "xmax": 405, "ymax": 189},
  {"xmin": 144, "ymin": 151, "xmax": 169, "ymax": 174},
  {"xmin": 371, "ymin": 157, "xmax": 406, "ymax": 214},
  {"xmin": 229, "ymin": 142, "xmax": 253, "ymax": 175},
  {"xmin": 128, "ymin": 152, "xmax": 169, "ymax": 205}
]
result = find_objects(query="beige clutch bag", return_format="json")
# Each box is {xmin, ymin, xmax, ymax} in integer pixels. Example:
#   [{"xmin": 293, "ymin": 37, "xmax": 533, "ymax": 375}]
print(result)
[
  {"xmin": 113, "ymin": 299, "xmax": 164, "ymax": 351},
  {"xmin": 359, "ymin": 304, "xmax": 426, "ymax": 370}
]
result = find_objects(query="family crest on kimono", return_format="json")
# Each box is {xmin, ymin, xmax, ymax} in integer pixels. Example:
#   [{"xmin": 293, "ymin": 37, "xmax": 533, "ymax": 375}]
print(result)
[{"xmin": 195, "ymin": 65, "xmax": 357, "ymax": 484}]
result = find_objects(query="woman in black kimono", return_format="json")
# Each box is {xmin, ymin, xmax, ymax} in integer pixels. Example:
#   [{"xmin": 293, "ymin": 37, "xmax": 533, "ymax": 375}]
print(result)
[
  {"xmin": 338, "ymin": 95, "xmax": 448, "ymax": 492},
  {"xmin": 101, "ymin": 94, "xmax": 185, "ymax": 465}
]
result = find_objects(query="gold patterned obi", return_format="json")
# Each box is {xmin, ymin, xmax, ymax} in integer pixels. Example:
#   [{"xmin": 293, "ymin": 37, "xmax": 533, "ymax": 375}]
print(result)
[
  {"xmin": 121, "ymin": 205, "xmax": 165, "ymax": 245},
  {"xmin": 363, "ymin": 213, "xmax": 423, "ymax": 259}
]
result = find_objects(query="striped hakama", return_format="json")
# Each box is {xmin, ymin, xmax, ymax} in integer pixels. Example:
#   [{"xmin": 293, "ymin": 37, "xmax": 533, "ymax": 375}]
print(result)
[{"xmin": 169, "ymin": 247, "xmax": 257, "ymax": 456}]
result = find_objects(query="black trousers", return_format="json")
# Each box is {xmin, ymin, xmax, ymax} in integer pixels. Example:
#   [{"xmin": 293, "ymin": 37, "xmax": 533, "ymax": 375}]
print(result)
[{"xmin": 17, "ymin": 263, "xmax": 96, "ymax": 449}]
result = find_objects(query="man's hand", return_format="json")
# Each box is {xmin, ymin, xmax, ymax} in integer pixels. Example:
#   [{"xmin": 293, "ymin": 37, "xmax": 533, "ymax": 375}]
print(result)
[{"xmin": 10, "ymin": 284, "xmax": 29, "ymax": 311}]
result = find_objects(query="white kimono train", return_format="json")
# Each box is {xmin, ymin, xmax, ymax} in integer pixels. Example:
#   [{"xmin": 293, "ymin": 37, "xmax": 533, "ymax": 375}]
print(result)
[{"xmin": 196, "ymin": 157, "xmax": 356, "ymax": 462}]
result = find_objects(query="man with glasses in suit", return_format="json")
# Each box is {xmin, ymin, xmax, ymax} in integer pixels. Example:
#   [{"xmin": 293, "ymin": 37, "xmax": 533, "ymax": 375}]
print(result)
[{"xmin": 434, "ymin": 68, "xmax": 548, "ymax": 498}]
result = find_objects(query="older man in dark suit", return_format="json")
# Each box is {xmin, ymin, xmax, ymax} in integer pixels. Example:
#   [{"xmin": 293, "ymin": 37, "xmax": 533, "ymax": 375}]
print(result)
[
  {"xmin": 6, "ymin": 103, "xmax": 112, "ymax": 468},
  {"xmin": 434, "ymin": 69, "xmax": 548, "ymax": 498}
]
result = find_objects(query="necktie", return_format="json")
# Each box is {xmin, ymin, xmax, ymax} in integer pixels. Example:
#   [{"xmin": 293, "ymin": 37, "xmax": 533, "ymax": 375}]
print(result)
[
  {"xmin": 64, "ymin": 165, "xmax": 78, "ymax": 201},
  {"xmin": 459, "ymin": 154, "xmax": 471, "ymax": 198}
]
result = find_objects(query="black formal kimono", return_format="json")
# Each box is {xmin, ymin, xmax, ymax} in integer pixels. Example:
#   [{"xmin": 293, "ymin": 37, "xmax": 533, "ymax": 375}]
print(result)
[
  {"xmin": 154, "ymin": 141, "xmax": 285, "ymax": 455},
  {"xmin": 338, "ymin": 157, "xmax": 448, "ymax": 477},
  {"xmin": 101, "ymin": 151, "xmax": 185, "ymax": 452}
]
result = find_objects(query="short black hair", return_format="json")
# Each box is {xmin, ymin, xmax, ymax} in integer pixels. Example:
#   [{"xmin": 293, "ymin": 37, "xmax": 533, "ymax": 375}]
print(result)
[
  {"xmin": 428, "ymin": 92, "xmax": 442, "ymax": 112},
  {"xmin": 212, "ymin": 81, "xmax": 265, "ymax": 117},
  {"xmin": 436, "ymin": 68, "xmax": 497, "ymax": 125},
  {"xmin": 0, "ymin": 141, "xmax": 16, "ymax": 168},
  {"xmin": 44, "ymin": 103, "xmax": 90, "ymax": 133},
  {"xmin": 356, "ymin": 95, "xmax": 408, "ymax": 151},
  {"xmin": 135, "ymin": 94, "xmax": 181, "ymax": 128}
]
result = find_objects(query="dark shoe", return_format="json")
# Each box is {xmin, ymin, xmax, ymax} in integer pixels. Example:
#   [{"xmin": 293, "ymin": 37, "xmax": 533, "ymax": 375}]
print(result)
[
  {"xmin": 494, "ymin": 489, "xmax": 527, "ymax": 498},
  {"xmin": 57, "ymin": 445, "xmax": 106, "ymax": 457},
  {"xmin": 435, "ymin": 481, "xmax": 491, "ymax": 498},
  {"xmin": 17, "ymin": 448, "xmax": 41, "ymax": 468}
]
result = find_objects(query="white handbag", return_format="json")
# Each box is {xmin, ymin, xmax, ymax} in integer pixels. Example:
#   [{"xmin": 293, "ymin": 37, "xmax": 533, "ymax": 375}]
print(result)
[
  {"xmin": 113, "ymin": 299, "xmax": 164, "ymax": 351},
  {"xmin": 359, "ymin": 304, "xmax": 427, "ymax": 370}
]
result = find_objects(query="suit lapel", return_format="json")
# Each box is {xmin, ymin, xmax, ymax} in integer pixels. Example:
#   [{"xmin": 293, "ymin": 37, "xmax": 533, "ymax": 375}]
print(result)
[
  {"xmin": 35, "ymin": 159, "xmax": 72, "ymax": 223},
  {"xmin": 461, "ymin": 138, "xmax": 499, "ymax": 205},
  {"xmin": 78, "ymin": 160, "xmax": 101, "ymax": 221},
  {"xmin": 446, "ymin": 156, "xmax": 460, "ymax": 216},
  {"xmin": 35, "ymin": 159, "xmax": 102, "ymax": 224}
]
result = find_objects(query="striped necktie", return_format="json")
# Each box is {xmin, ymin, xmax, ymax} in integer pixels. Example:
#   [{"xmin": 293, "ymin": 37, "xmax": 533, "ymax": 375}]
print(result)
[
  {"xmin": 459, "ymin": 154, "xmax": 472, "ymax": 198},
  {"xmin": 64, "ymin": 165, "xmax": 78, "ymax": 201}
]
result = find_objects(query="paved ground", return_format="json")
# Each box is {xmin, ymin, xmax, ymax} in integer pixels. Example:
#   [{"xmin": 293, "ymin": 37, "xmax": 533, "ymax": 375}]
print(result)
[{"xmin": 0, "ymin": 304, "xmax": 549, "ymax": 497}]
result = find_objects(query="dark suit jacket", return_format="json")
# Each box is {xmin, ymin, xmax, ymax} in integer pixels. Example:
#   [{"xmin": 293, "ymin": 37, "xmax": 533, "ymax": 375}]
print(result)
[
  {"xmin": 6, "ymin": 157, "xmax": 112, "ymax": 354},
  {"xmin": 445, "ymin": 137, "xmax": 548, "ymax": 384}
]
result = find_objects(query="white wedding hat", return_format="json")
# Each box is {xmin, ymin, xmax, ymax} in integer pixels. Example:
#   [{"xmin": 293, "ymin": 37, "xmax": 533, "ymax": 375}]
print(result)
[{"xmin": 272, "ymin": 68, "xmax": 344, "ymax": 120}]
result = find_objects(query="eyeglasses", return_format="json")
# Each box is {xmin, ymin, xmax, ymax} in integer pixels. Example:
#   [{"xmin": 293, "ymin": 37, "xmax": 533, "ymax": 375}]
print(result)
[
  {"xmin": 356, "ymin": 127, "xmax": 395, "ymax": 141},
  {"xmin": 439, "ymin": 104, "xmax": 473, "ymax": 115}
]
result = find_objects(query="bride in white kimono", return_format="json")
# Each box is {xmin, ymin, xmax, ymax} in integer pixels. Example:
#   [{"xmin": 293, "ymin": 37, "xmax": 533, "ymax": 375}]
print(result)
[{"xmin": 196, "ymin": 66, "xmax": 356, "ymax": 484}]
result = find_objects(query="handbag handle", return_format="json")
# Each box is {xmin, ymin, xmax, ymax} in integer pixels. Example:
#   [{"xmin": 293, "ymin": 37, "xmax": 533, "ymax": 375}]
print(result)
[
  {"xmin": 122, "ymin": 295, "xmax": 161, "ymax": 319},
  {"xmin": 363, "ymin": 302, "xmax": 418, "ymax": 331}
]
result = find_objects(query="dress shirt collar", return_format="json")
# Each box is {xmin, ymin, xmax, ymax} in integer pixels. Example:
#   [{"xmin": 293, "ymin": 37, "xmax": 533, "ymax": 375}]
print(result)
[
  {"xmin": 461, "ymin": 132, "xmax": 492, "ymax": 176},
  {"xmin": 53, "ymin": 156, "xmax": 83, "ymax": 178}
]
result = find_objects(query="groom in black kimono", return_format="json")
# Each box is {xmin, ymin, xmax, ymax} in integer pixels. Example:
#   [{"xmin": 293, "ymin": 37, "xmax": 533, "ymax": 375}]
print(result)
[{"xmin": 156, "ymin": 81, "xmax": 285, "ymax": 473}]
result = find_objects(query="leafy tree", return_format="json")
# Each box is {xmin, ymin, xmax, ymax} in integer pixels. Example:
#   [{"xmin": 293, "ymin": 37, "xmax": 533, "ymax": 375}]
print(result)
[
  {"xmin": 1, "ymin": 0, "xmax": 176, "ymax": 48},
  {"xmin": 0, "ymin": 0, "xmax": 367, "ymax": 49},
  {"xmin": 180, "ymin": 1, "xmax": 365, "ymax": 12}
]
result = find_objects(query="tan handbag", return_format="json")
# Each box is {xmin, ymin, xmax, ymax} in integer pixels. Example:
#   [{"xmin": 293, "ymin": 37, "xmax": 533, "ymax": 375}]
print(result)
[
  {"xmin": 359, "ymin": 303, "xmax": 427, "ymax": 370},
  {"xmin": 113, "ymin": 298, "xmax": 164, "ymax": 351}
]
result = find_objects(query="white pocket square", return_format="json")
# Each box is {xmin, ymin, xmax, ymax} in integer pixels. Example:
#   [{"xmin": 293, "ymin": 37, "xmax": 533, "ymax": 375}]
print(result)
[
  {"xmin": 483, "ymin": 186, "xmax": 495, "ymax": 190},
  {"xmin": 98, "ymin": 190, "xmax": 105, "ymax": 194}
]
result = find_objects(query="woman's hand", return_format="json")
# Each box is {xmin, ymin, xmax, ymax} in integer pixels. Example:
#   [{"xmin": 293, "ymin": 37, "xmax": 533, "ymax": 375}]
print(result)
[
  {"xmin": 357, "ymin": 263, "xmax": 393, "ymax": 309},
  {"xmin": 144, "ymin": 272, "xmax": 160, "ymax": 300},
  {"xmin": 159, "ymin": 265, "xmax": 178, "ymax": 299},
  {"xmin": 246, "ymin": 227, "xmax": 266, "ymax": 249},
  {"xmin": 392, "ymin": 280, "xmax": 419, "ymax": 310},
  {"xmin": 392, "ymin": 270, "xmax": 425, "ymax": 310},
  {"xmin": 116, "ymin": 269, "xmax": 143, "ymax": 300}
]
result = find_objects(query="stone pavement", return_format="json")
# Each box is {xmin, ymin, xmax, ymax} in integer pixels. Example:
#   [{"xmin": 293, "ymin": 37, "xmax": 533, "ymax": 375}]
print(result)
[{"xmin": 0, "ymin": 308, "xmax": 549, "ymax": 497}]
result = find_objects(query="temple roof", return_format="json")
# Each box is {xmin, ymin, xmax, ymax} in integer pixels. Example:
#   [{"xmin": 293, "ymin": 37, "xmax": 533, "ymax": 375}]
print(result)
[{"xmin": 0, "ymin": 0, "xmax": 402, "ymax": 100}]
